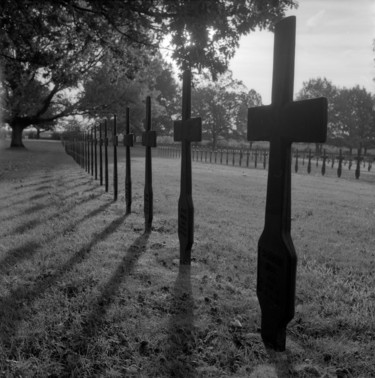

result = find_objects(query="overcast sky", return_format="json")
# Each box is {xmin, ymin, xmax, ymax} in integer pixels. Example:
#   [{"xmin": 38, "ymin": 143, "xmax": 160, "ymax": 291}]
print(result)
[{"xmin": 229, "ymin": 0, "xmax": 375, "ymax": 104}]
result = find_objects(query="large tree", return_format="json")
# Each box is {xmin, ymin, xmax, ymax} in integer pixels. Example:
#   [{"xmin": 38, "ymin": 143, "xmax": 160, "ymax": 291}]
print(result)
[
  {"xmin": 296, "ymin": 77, "xmax": 339, "ymax": 150},
  {"xmin": 191, "ymin": 71, "xmax": 261, "ymax": 149},
  {"xmin": 81, "ymin": 51, "xmax": 178, "ymax": 137},
  {"xmin": 297, "ymin": 78, "xmax": 375, "ymax": 152},
  {"xmin": 334, "ymin": 86, "xmax": 375, "ymax": 152},
  {"xmin": 1, "ymin": 0, "xmax": 297, "ymax": 147}
]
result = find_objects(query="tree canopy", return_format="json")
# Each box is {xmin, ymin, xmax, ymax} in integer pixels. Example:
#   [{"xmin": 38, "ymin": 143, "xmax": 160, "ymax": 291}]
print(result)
[
  {"xmin": 297, "ymin": 78, "xmax": 375, "ymax": 150},
  {"xmin": 192, "ymin": 71, "xmax": 262, "ymax": 149},
  {"xmin": 0, "ymin": 0, "xmax": 297, "ymax": 147}
]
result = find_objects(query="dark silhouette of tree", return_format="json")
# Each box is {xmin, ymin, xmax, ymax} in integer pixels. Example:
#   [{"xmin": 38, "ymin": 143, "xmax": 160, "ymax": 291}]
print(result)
[{"xmin": 1, "ymin": 0, "xmax": 297, "ymax": 147}]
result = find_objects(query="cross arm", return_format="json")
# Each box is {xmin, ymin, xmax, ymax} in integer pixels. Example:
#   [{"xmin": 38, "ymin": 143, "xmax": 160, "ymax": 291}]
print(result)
[
  {"xmin": 248, "ymin": 105, "xmax": 274, "ymax": 141},
  {"xmin": 123, "ymin": 134, "xmax": 134, "ymax": 147},
  {"xmin": 282, "ymin": 97, "xmax": 327, "ymax": 143},
  {"xmin": 174, "ymin": 118, "xmax": 202, "ymax": 142},
  {"xmin": 142, "ymin": 130, "xmax": 157, "ymax": 147},
  {"xmin": 248, "ymin": 97, "xmax": 327, "ymax": 143}
]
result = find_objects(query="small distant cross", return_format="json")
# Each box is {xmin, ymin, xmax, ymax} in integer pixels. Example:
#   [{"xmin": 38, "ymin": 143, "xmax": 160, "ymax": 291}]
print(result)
[
  {"xmin": 142, "ymin": 96, "xmax": 157, "ymax": 232},
  {"xmin": 124, "ymin": 107, "xmax": 134, "ymax": 214},
  {"xmin": 113, "ymin": 114, "xmax": 118, "ymax": 201},
  {"xmin": 247, "ymin": 16, "xmax": 327, "ymax": 351},
  {"xmin": 174, "ymin": 70, "xmax": 202, "ymax": 265},
  {"xmin": 337, "ymin": 149, "xmax": 344, "ymax": 177}
]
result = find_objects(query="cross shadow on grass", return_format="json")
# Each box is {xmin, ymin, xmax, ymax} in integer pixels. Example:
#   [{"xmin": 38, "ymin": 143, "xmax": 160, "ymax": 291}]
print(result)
[
  {"xmin": 0, "ymin": 212, "xmax": 128, "ymax": 346},
  {"xmin": 266, "ymin": 348, "xmax": 294, "ymax": 378},
  {"xmin": 1, "ymin": 200, "xmax": 113, "ymax": 273},
  {"xmin": 1, "ymin": 191, "xmax": 103, "ymax": 232},
  {"xmin": 74, "ymin": 231, "xmax": 150, "ymax": 341},
  {"xmin": 163, "ymin": 265, "xmax": 196, "ymax": 378}
]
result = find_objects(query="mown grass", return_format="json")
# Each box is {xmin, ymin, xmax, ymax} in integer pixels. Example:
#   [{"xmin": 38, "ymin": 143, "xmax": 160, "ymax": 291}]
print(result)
[{"xmin": 0, "ymin": 139, "xmax": 374, "ymax": 377}]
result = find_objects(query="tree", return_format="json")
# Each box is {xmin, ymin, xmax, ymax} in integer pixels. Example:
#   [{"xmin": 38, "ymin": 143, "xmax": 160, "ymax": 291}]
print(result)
[
  {"xmin": 296, "ymin": 77, "xmax": 339, "ymax": 151},
  {"xmin": 297, "ymin": 79, "xmax": 375, "ymax": 152},
  {"xmin": 334, "ymin": 86, "xmax": 375, "ymax": 152},
  {"xmin": 191, "ymin": 71, "xmax": 259, "ymax": 149},
  {"xmin": 236, "ymin": 89, "xmax": 263, "ymax": 141},
  {"xmin": 1, "ymin": 0, "xmax": 297, "ymax": 147},
  {"xmin": 80, "ymin": 52, "xmax": 178, "ymax": 137}
]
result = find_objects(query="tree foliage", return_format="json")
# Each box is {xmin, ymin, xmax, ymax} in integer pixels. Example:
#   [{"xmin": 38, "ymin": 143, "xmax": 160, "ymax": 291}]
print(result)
[
  {"xmin": 80, "ymin": 52, "xmax": 179, "ymax": 137},
  {"xmin": 297, "ymin": 78, "xmax": 375, "ymax": 150},
  {"xmin": 1, "ymin": 0, "xmax": 297, "ymax": 147},
  {"xmin": 192, "ymin": 71, "xmax": 262, "ymax": 149}
]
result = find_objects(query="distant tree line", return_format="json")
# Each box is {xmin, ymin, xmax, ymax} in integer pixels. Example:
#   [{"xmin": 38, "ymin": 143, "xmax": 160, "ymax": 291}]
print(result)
[{"xmin": 296, "ymin": 78, "xmax": 375, "ymax": 154}]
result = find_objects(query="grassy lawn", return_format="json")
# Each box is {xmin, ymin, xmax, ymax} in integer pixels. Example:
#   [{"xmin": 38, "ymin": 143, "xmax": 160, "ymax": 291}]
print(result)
[{"xmin": 0, "ymin": 139, "xmax": 374, "ymax": 377}]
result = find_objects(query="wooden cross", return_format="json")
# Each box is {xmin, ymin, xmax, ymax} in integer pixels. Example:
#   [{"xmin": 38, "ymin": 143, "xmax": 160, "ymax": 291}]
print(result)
[
  {"xmin": 307, "ymin": 149, "xmax": 312, "ymax": 174},
  {"xmin": 142, "ymin": 96, "xmax": 157, "ymax": 232},
  {"xmin": 247, "ymin": 16, "xmax": 327, "ymax": 351},
  {"xmin": 104, "ymin": 119, "xmax": 109, "ymax": 192},
  {"xmin": 94, "ymin": 125, "xmax": 98, "ymax": 180},
  {"xmin": 90, "ymin": 128, "xmax": 94, "ymax": 176},
  {"xmin": 174, "ymin": 69, "xmax": 202, "ymax": 265},
  {"xmin": 113, "ymin": 115, "xmax": 118, "ymax": 201},
  {"xmin": 355, "ymin": 145, "xmax": 361, "ymax": 179},
  {"xmin": 294, "ymin": 149, "xmax": 299, "ymax": 173},
  {"xmin": 99, "ymin": 122, "xmax": 103, "ymax": 186},
  {"xmin": 321, "ymin": 149, "xmax": 327, "ymax": 176},
  {"xmin": 124, "ymin": 107, "xmax": 134, "ymax": 214},
  {"xmin": 84, "ymin": 132, "xmax": 88, "ymax": 172},
  {"xmin": 337, "ymin": 149, "xmax": 344, "ymax": 177}
]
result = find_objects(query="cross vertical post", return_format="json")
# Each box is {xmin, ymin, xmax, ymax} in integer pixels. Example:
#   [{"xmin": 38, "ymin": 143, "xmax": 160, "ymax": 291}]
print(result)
[
  {"xmin": 337, "ymin": 149, "xmax": 344, "ymax": 177},
  {"xmin": 307, "ymin": 149, "xmax": 312, "ymax": 174},
  {"xmin": 322, "ymin": 149, "xmax": 327, "ymax": 176},
  {"xmin": 93, "ymin": 126, "xmax": 97, "ymax": 180},
  {"xmin": 113, "ymin": 114, "xmax": 118, "ymax": 201},
  {"xmin": 174, "ymin": 69, "xmax": 202, "ymax": 265},
  {"xmin": 84, "ymin": 132, "xmax": 87, "ymax": 172},
  {"xmin": 142, "ymin": 96, "xmax": 157, "ymax": 232},
  {"xmin": 87, "ymin": 131, "xmax": 90, "ymax": 173},
  {"xmin": 104, "ymin": 119, "xmax": 109, "ymax": 192},
  {"xmin": 247, "ymin": 16, "xmax": 327, "ymax": 351},
  {"xmin": 124, "ymin": 107, "xmax": 134, "ymax": 214},
  {"xmin": 99, "ymin": 122, "xmax": 103, "ymax": 185},
  {"xmin": 90, "ymin": 128, "xmax": 94, "ymax": 176},
  {"xmin": 355, "ymin": 145, "xmax": 361, "ymax": 179}
]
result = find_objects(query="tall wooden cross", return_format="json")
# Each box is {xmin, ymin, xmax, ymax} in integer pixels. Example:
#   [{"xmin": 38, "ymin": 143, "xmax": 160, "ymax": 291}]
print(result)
[
  {"xmin": 247, "ymin": 16, "xmax": 327, "ymax": 351},
  {"xmin": 174, "ymin": 70, "xmax": 202, "ymax": 265},
  {"xmin": 104, "ymin": 119, "xmax": 109, "ymax": 192},
  {"xmin": 142, "ymin": 96, "xmax": 157, "ymax": 232},
  {"xmin": 113, "ymin": 115, "xmax": 118, "ymax": 201},
  {"xmin": 94, "ymin": 125, "xmax": 98, "ymax": 180},
  {"xmin": 99, "ymin": 122, "xmax": 103, "ymax": 186},
  {"xmin": 124, "ymin": 107, "xmax": 134, "ymax": 214},
  {"xmin": 90, "ymin": 128, "xmax": 94, "ymax": 176}
]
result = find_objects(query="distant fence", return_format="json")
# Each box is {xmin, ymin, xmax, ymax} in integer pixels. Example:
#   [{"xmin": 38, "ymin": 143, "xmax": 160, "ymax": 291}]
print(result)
[{"xmin": 158, "ymin": 144, "xmax": 374, "ymax": 180}]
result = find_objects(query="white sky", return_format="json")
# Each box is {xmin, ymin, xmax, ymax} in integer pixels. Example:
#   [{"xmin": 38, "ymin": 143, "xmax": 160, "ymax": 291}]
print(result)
[{"xmin": 229, "ymin": 0, "xmax": 375, "ymax": 104}]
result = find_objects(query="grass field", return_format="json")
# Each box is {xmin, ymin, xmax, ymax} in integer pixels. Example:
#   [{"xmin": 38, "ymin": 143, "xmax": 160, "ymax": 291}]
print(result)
[{"xmin": 0, "ymin": 139, "xmax": 374, "ymax": 377}]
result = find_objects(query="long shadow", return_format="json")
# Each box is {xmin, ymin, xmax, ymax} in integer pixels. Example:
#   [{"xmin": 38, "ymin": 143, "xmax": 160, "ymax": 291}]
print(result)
[
  {"xmin": 0, "ymin": 179, "xmax": 94, "ymax": 212},
  {"xmin": 266, "ymin": 348, "xmax": 294, "ymax": 377},
  {"xmin": 9, "ymin": 194, "xmax": 108, "ymax": 237},
  {"xmin": 0, "ymin": 189, "xmax": 103, "ymax": 226},
  {"xmin": 0, "ymin": 200, "xmax": 113, "ymax": 273},
  {"xmin": 72, "ymin": 231, "xmax": 150, "ymax": 343},
  {"xmin": 164, "ymin": 265, "xmax": 197, "ymax": 378},
  {"xmin": 0, "ymin": 213, "xmax": 128, "ymax": 346}
]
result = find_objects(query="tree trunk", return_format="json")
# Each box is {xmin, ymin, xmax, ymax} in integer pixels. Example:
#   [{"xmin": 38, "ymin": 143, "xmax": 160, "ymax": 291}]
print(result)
[
  {"xmin": 36, "ymin": 127, "xmax": 40, "ymax": 139},
  {"xmin": 10, "ymin": 124, "xmax": 26, "ymax": 148}
]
